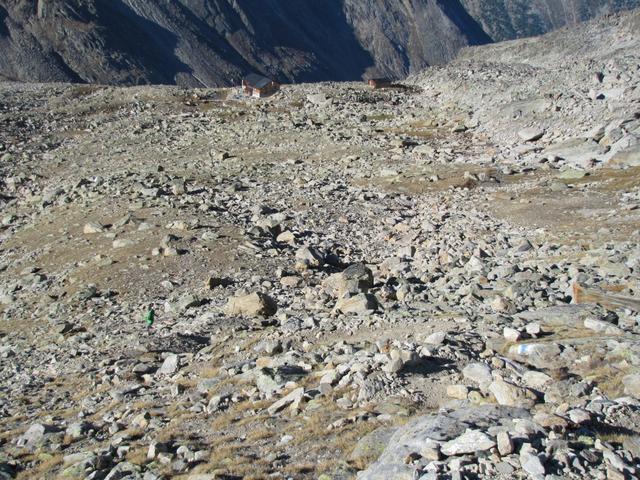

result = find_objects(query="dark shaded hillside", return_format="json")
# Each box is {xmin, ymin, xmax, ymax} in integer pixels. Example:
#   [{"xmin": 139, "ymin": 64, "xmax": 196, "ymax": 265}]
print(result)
[
  {"xmin": 0, "ymin": 0, "xmax": 637, "ymax": 86},
  {"xmin": 461, "ymin": 0, "xmax": 640, "ymax": 41},
  {"xmin": 0, "ymin": 0, "xmax": 489, "ymax": 86}
]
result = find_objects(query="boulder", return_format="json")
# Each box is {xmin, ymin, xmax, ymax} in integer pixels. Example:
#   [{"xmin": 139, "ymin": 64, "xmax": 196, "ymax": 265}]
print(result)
[
  {"xmin": 225, "ymin": 292, "xmax": 277, "ymax": 317},
  {"xmin": 335, "ymin": 293, "xmax": 378, "ymax": 314},
  {"xmin": 322, "ymin": 263, "xmax": 374, "ymax": 298},
  {"xmin": 462, "ymin": 362, "xmax": 493, "ymax": 388},
  {"xmin": 441, "ymin": 429, "xmax": 496, "ymax": 456},
  {"xmin": 622, "ymin": 374, "xmax": 640, "ymax": 398},
  {"xmin": 489, "ymin": 378, "xmax": 538, "ymax": 408},
  {"xmin": 358, "ymin": 406, "xmax": 529, "ymax": 480}
]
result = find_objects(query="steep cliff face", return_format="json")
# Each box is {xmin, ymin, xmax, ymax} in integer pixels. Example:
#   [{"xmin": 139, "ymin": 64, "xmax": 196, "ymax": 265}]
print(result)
[
  {"xmin": 460, "ymin": 0, "xmax": 640, "ymax": 41},
  {"xmin": 0, "ymin": 0, "xmax": 637, "ymax": 86},
  {"xmin": 0, "ymin": 0, "xmax": 490, "ymax": 85}
]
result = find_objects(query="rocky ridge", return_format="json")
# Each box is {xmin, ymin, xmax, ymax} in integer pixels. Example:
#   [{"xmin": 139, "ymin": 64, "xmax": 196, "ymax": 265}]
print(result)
[
  {"xmin": 0, "ymin": 7, "xmax": 640, "ymax": 480},
  {"xmin": 0, "ymin": 0, "xmax": 639, "ymax": 86}
]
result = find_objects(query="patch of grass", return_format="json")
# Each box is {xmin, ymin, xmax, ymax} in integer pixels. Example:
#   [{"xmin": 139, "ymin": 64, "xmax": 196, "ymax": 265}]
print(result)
[
  {"xmin": 193, "ymin": 442, "xmax": 273, "ymax": 478},
  {"xmin": 245, "ymin": 427, "xmax": 273, "ymax": 442},
  {"xmin": 15, "ymin": 452, "xmax": 64, "ymax": 480},
  {"xmin": 335, "ymin": 422, "xmax": 379, "ymax": 459},
  {"xmin": 582, "ymin": 364, "xmax": 629, "ymax": 397},
  {"xmin": 282, "ymin": 463, "xmax": 316, "ymax": 475},
  {"xmin": 126, "ymin": 446, "xmax": 149, "ymax": 465},
  {"xmin": 596, "ymin": 431, "xmax": 636, "ymax": 445},
  {"xmin": 209, "ymin": 399, "xmax": 268, "ymax": 431}
]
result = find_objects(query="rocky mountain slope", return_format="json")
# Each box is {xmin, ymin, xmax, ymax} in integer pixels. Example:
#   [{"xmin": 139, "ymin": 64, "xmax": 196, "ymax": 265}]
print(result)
[
  {"xmin": 1, "ymin": 6, "xmax": 640, "ymax": 480},
  {"xmin": 0, "ymin": 0, "xmax": 491, "ymax": 86},
  {"xmin": 0, "ymin": 0, "xmax": 638, "ymax": 86},
  {"xmin": 461, "ymin": 0, "xmax": 640, "ymax": 41}
]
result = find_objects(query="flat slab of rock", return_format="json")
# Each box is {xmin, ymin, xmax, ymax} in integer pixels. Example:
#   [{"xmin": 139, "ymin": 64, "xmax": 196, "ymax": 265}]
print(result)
[
  {"xmin": 607, "ymin": 144, "xmax": 640, "ymax": 167},
  {"xmin": 267, "ymin": 387, "xmax": 305, "ymax": 415},
  {"xmin": 358, "ymin": 405, "xmax": 529, "ymax": 480},
  {"xmin": 515, "ymin": 305, "xmax": 599, "ymax": 328},
  {"xmin": 441, "ymin": 429, "xmax": 496, "ymax": 456},
  {"xmin": 518, "ymin": 127, "xmax": 544, "ymax": 142},
  {"xmin": 544, "ymin": 138, "xmax": 607, "ymax": 167}
]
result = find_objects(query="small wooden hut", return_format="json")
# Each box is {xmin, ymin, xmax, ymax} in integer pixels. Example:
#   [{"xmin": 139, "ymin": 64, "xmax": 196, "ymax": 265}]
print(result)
[{"xmin": 242, "ymin": 74, "xmax": 280, "ymax": 98}]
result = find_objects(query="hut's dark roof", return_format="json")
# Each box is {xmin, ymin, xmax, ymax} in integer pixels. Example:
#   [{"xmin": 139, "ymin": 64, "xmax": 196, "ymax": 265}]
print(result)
[{"xmin": 243, "ymin": 73, "xmax": 273, "ymax": 88}]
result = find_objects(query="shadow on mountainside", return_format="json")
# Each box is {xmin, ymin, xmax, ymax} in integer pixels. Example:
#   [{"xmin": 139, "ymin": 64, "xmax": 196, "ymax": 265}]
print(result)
[
  {"xmin": 0, "ymin": 5, "xmax": 8, "ymax": 37},
  {"xmin": 94, "ymin": 0, "xmax": 194, "ymax": 85},
  {"xmin": 226, "ymin": 0, "xmax": 376, "ymax": 83},
  {"xmin": 438, "ymin": 0, "xmax": 493, "ymax": 45}
]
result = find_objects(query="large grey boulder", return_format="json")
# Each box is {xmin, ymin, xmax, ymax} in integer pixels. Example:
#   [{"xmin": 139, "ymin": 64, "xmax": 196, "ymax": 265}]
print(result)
[{"xmin": 358, "ymin": 406, "xmax": 530, "ymax": 480}]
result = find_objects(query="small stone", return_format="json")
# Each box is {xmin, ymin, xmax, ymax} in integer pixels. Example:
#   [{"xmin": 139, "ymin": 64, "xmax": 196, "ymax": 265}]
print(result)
[
  {"xmin": 425, "ymin": 331, "xmax": 446, "ymax": 346},
  {"xmin": 83, "ymin": 222, "xmax": 104, "ymax": 234},
  {"xmin": 525, "ymin": 322, "xmax": 541, "ymax": 336},
  {"xmin": 65, "ymin": 422, "xmax": 92, "ymax": 440},
  {"xmin": 131, "ymin": 411, "xmax": 151, "ymax": 429},
  {"xmin": 148, "ymin": 441, "xmax": 170, "ymax": 460},
  {"xmin": 567, "ymin": 409, "xmax": 592, "ymax": 425},
  {"xmin": 207, "ymin": 395, "xmax": 225, "ymax": 413},
  {"xmin": 522, "ymin": 370, "xmax": 553, "ymax": 390},
  {"xmin": 446, "ymin": 385, "xmax": 469, "ymax": 400},
  {"xmin": 495, "ymin": 462, "xmax": 515, "ymax": 475},
  {"xmin": 113, "ymin": 238, "xmax": 135, "ymax": 249},
  {"xmin": 323, "ymin": 263, "xmax": 374, "ymax": 298},
  {"xmin": 533, "ymin": 412, "xmax": 569, "ymax": 430},
  {"xmin": 491, "ymin": 296, "xmax": 516, "ymax": 313},
  {"xmin": 276, "ymin": 231, "xmax": 296, "ymax": 244},
  {"xmin": 383, "ymin": 357, "xmax": 404, "ymax": 374},
  {"xmin": 497, "ymin": 431, "xmax": 514, "ymax": 456},
  {"xmin": 17, "ymin": 423, "xmax": 54, "ymax": 448},
  {"xmin": 157, "ymin": 354, "xmax": 180, "ymax": 376},
  {"xmin": 295, "ymin": 246, "xmax": 323, "ymax": 269},
  {"xmin": 420, "ymin": 440, "xmax": 442, "ymax": 461},
  {"xmin": 503, "ymin": 327, "xmax": 521, "ymax": 342}
]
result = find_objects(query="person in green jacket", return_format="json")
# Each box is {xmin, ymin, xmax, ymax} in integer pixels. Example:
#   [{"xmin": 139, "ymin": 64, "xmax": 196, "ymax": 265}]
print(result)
[{"xmin": 144, "ymin": 307, "xmax": 155, "ymax": 330}]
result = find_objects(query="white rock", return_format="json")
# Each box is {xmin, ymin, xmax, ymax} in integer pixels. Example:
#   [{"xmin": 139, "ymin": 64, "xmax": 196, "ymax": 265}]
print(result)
[
  {"xmin": 520, "ymin": 453, "xmax": 546, "ymax": 476},
  {"xmin": 83, "ymin": 222, "xmax": 104, "ymax": 234},
  {"xmin": 518, "ymin": 127, "xmax": 545, "ymax": 142},
  {"xmin": 462, "ymin": 362, "xmax": 492, "ymax": 387},
  {"xmin": 157, "ymin": 354, "xmax": 180, "ymax": 376},
  {"xmin": 441, "ymin": 430, "xmax": 495, "ymax": 456},
  {"xmin": 503, "ymin": 327, "xmax": 521, "ymax": 342}
]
